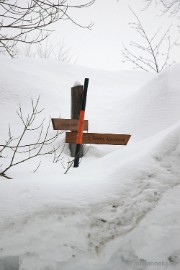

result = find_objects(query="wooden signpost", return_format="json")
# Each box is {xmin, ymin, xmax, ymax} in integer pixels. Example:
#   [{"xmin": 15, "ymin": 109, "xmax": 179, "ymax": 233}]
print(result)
[
  {"xmin": 52, "ymin": 118, "xmax": 88, "ymax": 131},
  {"xmin": 51, "ymin": 79, "xmax": 131, "ymax": 168},
  {"xmin": 66, "ymin": 132, "xmax": 131, "ymax": 145}
]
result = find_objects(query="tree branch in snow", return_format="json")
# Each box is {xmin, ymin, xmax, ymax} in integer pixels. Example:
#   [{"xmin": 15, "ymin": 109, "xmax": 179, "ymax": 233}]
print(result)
[
  {"xmin": 122, "ymin": 8, "xmax": 176, "ymax": 73},
  {"xmin": 0, "ymin": 97, "xmax": 63, "ymax": 178},
  {"xmin": 18, "ymin": 38, "xmax": 77, "ymax": 64}
]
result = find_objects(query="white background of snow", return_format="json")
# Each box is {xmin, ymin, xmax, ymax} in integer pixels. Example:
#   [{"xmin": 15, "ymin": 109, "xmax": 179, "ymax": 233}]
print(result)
[{"xmin": 0, "ymin": 56, "xmax": 180, "ymax": 270}]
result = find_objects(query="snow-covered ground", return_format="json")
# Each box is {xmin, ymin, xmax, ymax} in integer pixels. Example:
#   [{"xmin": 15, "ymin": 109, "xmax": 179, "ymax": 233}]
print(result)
[{"xmin": 0, "ymin": 56, "xmax": 180, "ymax": 270}]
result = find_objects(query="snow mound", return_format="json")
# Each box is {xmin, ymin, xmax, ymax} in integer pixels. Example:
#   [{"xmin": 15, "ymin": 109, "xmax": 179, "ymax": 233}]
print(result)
[
  {"xmin": 114, "ymin": 64, "xmax": 180, "ymax": 141},
  {"xmin": 0, "ymin": 56, "xmax": 180, "ymax": 269}
]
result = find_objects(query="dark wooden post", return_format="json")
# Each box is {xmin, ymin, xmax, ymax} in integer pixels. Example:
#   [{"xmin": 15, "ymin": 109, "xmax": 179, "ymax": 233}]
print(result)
[{"xmin": 69, "ymin": 85, "xmax": 84, "ymax": 157}]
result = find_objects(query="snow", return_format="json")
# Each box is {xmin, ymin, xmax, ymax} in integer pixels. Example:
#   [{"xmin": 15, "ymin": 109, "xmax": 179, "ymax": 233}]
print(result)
[{"xmin": 0, "ymin": 55, "xmax": 180, "ymax": 270}]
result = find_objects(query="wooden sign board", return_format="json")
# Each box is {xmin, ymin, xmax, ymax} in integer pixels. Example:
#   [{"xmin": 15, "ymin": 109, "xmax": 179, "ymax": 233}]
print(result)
[
  {"xmin": 66, "ymin": 132, "xmax": 131, "ymax": 145},
  {"xmin": 52, "ymin": 118, "xmax": 88, "ymax": 131}
]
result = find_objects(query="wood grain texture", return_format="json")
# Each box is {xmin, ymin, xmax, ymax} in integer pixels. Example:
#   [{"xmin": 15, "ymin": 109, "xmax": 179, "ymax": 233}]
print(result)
[
  {"xmin": 66, "ymin": 132, "xmax": 131, "ymax": 145},
  {"xmin": 70, "ymin": 85, "xmax": 84, "ymax": 157},
  {"xmin": 52, "ymin": 118, "xmax": 88, "ymax": 131}
]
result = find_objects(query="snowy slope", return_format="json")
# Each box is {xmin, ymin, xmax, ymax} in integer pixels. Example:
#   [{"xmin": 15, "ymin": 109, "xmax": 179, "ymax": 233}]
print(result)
[
  {"xmin": 0, "ymin": 56, "xmax": 180, "ymax": 270},
  {"xmin": 113, "ymin": 64, "xmax": 180, "ymax": 141}
]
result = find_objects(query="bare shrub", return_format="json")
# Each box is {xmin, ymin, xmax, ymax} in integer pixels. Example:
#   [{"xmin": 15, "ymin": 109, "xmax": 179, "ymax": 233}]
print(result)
[
  {"xmin": 122, "ymin": 8, "xmax": 176, "ymax": 73},
  {"xmin": 0, "ymin": 97, "xmax": 63, "ymax": 179}
]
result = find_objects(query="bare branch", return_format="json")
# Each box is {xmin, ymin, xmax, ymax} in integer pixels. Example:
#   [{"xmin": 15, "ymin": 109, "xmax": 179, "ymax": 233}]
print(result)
[
  {"xmin": 0, "ymin": 0, "xmax": 95, "ymax": 56},
  {"xmin": 122, "ymin": 8, "xmax": 176, "ymax": 73},
  {"xmin": 0, "ymin": 97, "xmax": 63, "ymax": 178},
  {"xmin": 143, "ymin": 0, "xmax": 180, "ymax": 15}
]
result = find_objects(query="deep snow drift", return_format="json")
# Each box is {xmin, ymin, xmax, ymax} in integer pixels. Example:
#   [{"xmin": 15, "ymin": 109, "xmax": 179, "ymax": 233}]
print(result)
[{"xmin": 0, "ymin": 56, "xmax": 180, "ymax": 270}]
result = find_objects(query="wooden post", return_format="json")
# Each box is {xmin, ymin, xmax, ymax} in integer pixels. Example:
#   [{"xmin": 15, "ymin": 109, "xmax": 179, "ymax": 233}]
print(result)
[{"xmin": 69, "ymin": 85, "xmax": 84, "ymax": 157}]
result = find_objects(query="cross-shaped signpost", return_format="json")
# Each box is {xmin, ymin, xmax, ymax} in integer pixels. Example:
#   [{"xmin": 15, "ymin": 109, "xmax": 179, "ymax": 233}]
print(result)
[{"xmin": 52, "ymin": 78, "xmax": 131, "ymax": 168}]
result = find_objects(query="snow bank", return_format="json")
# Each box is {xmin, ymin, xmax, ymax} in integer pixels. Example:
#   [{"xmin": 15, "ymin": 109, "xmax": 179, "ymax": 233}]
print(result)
[
  {"xmin": 114, "ymin": 64, "xmax": 180, "ymax": 141},
  {"xmin": 0, "ymin": 56, "xmax": 180, "ymax": 269}
]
